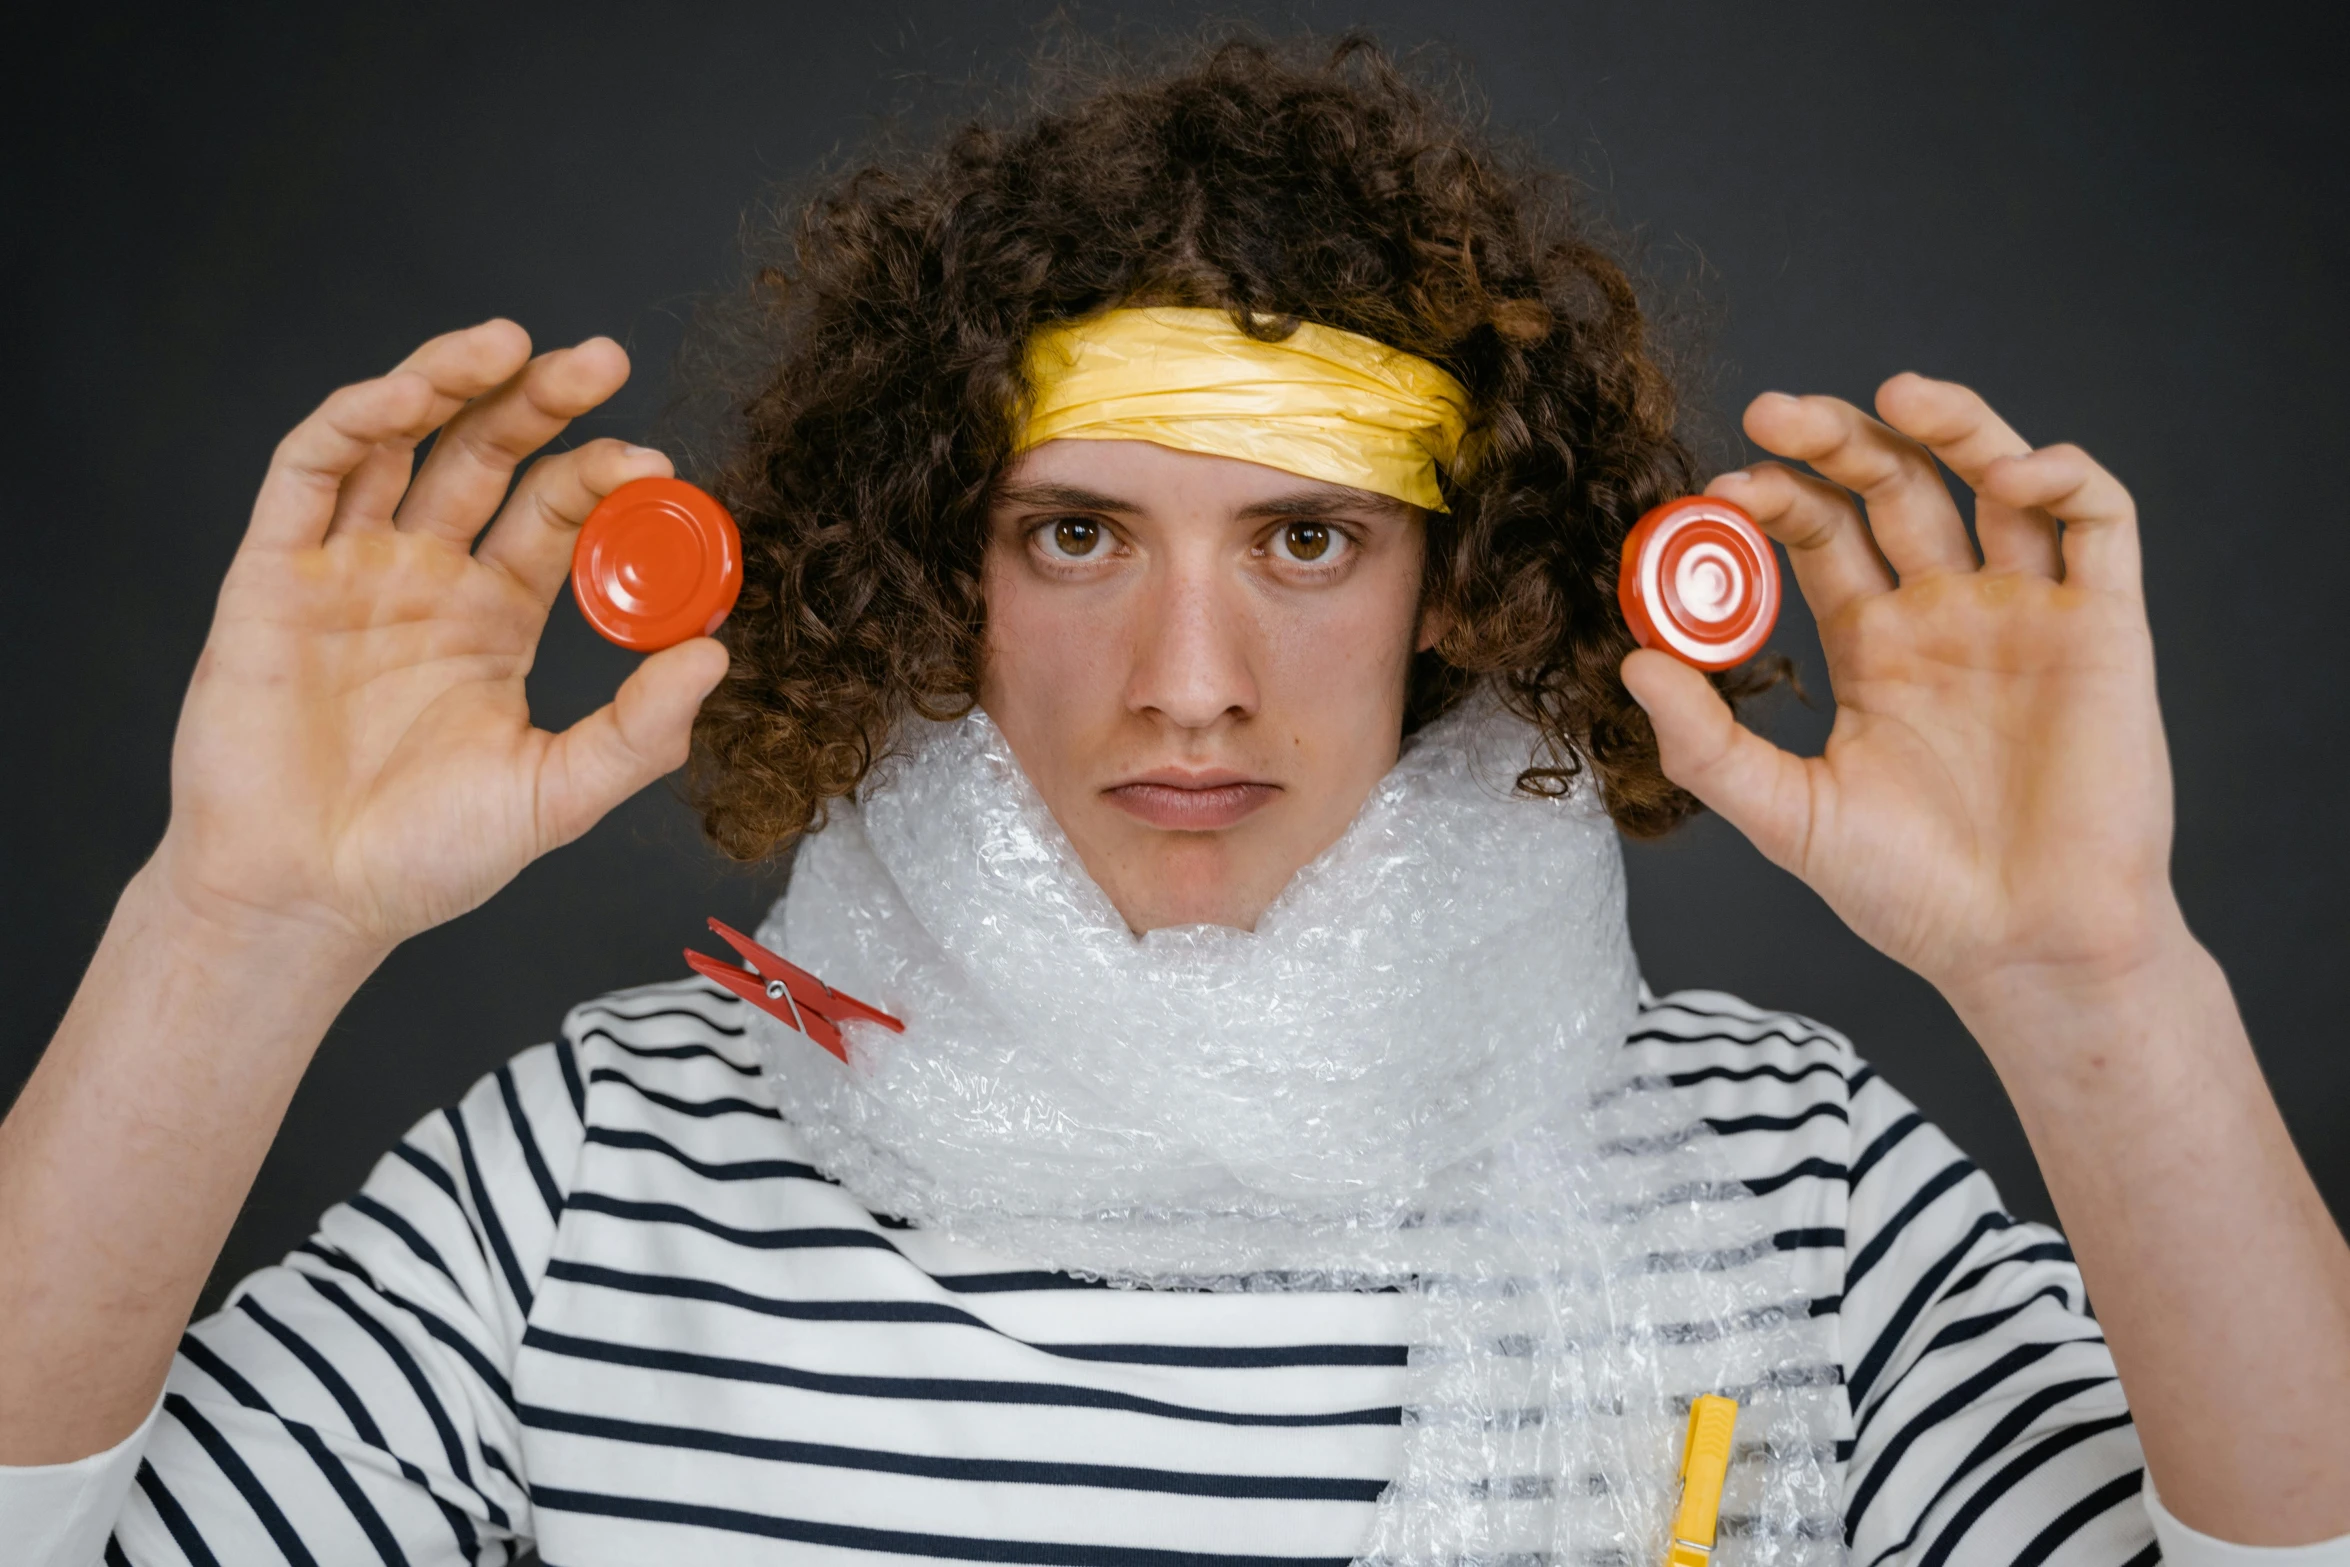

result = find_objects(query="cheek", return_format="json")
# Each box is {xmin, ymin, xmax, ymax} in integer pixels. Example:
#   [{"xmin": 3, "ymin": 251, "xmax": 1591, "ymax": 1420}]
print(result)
[
  {"xmin": 1257, "ymin": 555, "xmax": 1422, "ymax": 727},
  {"xmin": 977, "ymin": 550, "xmax": 1127, "ymax": 743}
]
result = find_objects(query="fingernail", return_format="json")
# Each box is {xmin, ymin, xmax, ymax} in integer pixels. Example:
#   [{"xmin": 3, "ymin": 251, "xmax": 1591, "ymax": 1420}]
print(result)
[{"xmin": 625, "ymin": 444, "xmax": 664, "ymax": 459}]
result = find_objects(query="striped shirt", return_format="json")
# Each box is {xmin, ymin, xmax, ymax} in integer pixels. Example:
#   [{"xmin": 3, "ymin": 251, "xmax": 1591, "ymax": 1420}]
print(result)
[{"xmin": 29, "ymin": 982, "xmax": 2173, "ymax": 1565}]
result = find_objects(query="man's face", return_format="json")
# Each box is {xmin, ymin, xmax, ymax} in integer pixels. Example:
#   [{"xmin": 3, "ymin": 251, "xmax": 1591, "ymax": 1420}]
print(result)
[{"xmin": 979, "ymin": 438, "xmax": 1436, "ymax": 932}]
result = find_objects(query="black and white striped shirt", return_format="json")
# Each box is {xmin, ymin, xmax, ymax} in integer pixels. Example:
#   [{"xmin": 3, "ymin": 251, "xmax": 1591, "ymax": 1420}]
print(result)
[{"xmin": 22, "ymin": 983, "xmax": 2189, "ymax": 1564}]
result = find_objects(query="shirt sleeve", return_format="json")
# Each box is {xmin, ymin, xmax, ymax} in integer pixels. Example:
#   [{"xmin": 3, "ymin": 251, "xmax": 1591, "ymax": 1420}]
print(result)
[
  {"xmin": 3, "ymin": 1396, "xmax": 163, "ymax": 1567},
  {"xmin": 59, "ymin": 1036, "xmax": 587, "ymax": 1567},
  {"xmin": 1836, "ymin": 1062, "xmax": 2156, "ymax": 1567},
  {"xmin": 2146, "ymin": 1473, "xmax": 2350, "ymax": 1567}
]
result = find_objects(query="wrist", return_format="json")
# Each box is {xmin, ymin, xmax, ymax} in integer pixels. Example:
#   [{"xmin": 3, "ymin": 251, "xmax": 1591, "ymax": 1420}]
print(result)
[
  {"xmin": 122, "ymin": 845, "xmax": 390, "ymax": 998},
  {"xmin": 1937, "ymin": 885, "xmax": 2195, "ymax": 1022},
  {"xmin": 1941, "ymin": 912, "xmax": 2237, "ymax": 1104}
]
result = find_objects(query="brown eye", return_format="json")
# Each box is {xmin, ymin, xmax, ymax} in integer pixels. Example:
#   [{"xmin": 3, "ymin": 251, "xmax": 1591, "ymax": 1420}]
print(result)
[
  {"xmin": 1046, "ymin": 517, "xmax": 1105, "ymax": 559},
  {"xmin": 1277, "ymin": 522, "xmax": 1333, "ymax": 562}
]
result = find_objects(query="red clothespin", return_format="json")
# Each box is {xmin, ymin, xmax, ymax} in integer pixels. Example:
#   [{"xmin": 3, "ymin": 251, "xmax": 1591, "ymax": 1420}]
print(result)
[{"xmin": 684, "ymin": 917, "xmax": 904, "ymax": 1062}]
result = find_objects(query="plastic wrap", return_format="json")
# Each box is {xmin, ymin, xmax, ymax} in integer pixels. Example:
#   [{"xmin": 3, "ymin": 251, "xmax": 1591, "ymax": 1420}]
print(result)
[
  {"xmin": 1018, "ymin": 306, "xmax": 1470, "ymax": 511},
  {"xmin": 753, "ymin": 700, "xmax": 1843, "ymax": 1565}
]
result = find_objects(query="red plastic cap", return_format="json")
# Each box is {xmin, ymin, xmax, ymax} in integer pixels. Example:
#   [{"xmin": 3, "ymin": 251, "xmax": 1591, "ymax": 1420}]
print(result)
[
  {"xmin": 1618, "ymin": 496, "xmax": 1780, "ymax": 671},
  {"xmin": 570, "ymin": 477, "xmax": 743, "ymax": 651}
]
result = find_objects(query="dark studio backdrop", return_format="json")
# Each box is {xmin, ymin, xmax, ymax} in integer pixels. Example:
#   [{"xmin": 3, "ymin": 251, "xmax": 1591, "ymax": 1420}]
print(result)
[{"xmin": 6, "ymin": 0, "xmax": 2346, "ymax": 1317}]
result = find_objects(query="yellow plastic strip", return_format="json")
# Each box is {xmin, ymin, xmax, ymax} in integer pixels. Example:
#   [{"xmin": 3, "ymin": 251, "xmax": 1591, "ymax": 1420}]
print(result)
[
  {"xmin": 1017, "ymin": 307, "xmax": 1471, "ymax": 512},
  {"xmin": 1666, "ymin": 1394, "xmax": 1739, "ymax": 1567}
]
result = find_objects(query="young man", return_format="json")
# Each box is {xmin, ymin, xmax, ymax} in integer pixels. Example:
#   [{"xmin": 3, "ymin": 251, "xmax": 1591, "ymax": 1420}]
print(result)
[{"xmin": 6, "ymin": 39, "xmax": 2348, "ymax": 1567}]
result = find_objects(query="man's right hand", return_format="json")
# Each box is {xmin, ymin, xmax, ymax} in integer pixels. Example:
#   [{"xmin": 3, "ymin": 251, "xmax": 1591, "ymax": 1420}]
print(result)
[
  {"xmin": 155, "ymin": 319, "xmax": 731, "ymax": 957},
  {"xmin": 0, "ymin": 321, "xmax": 732, "ymax": 1469}
]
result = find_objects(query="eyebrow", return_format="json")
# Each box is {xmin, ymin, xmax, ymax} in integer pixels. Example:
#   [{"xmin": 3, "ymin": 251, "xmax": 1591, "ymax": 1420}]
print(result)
[
  {"xmin": 992, "ymin": 482, "xmax": 1140, "ymax": 514},
  {"xmin": 1234, "ymin": 488, "xmax": 1414, "ymax": 523},
  {"xmin": 992, "ymin": 479, "xmax": 1414, "ymax": 521}
]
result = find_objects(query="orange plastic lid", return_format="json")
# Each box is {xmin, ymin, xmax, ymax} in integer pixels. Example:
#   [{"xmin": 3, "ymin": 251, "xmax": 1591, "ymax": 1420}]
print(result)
[
  {"xmin": 570, "ymin": 477, "xmax": 743, "ymax": 651},
  {"xmin": 1618, "ymin": 496, "xmax": 1780, "ymax": 671}
]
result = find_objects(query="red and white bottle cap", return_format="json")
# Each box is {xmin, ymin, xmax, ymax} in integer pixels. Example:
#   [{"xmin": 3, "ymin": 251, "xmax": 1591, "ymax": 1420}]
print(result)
[
  {"xmin": 1618, "ymin": 496, "xmax": 1780, "ymax": 671},
  {"xmin": 570, "ymin": 477, "xmax": 743, "ymax": 651}
]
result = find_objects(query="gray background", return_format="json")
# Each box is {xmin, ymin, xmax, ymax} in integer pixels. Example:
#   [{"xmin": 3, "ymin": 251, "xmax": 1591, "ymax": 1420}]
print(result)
[{"xmin": 6, "ymin": 0, "xmax": 2344, "ymax": 1314}]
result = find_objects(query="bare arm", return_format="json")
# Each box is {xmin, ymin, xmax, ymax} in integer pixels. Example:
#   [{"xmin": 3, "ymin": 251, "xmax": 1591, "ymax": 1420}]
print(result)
[
  {"xmin": 0, "ymin": 869, "xmax": 383, "ymax": 1464},
  {"xmin": 0, "ymin": 320, "xmax": 728, "ymax": 1465},
  {"xmin": 1623, "ymin": 376, "xmax": 2350, "ymax": 1545},
  {"xmin": 1954, "ymin": 931, "xmax": 2350, "ymax": 1539}
]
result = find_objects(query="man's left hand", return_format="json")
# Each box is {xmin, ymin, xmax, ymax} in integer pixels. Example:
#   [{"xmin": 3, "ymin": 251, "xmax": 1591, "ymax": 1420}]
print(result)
[{"xmin": 1622, "ymin": 375, "xmax": 2182, "ymax": 1028}]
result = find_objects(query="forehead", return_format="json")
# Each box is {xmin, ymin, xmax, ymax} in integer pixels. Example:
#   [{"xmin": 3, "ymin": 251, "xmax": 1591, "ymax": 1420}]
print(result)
[{"xmin": 995, "ymin": 438, "xmax": 1415, "ymax": 519}]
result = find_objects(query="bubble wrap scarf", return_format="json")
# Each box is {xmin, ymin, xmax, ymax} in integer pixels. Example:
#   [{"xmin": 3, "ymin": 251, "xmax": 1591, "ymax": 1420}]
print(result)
[{"xmin": 750, "ymin": 701, "xmax": 1845, "ymax": 1565}]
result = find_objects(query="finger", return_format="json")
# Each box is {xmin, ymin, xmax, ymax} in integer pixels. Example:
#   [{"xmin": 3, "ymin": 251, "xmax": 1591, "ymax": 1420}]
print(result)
[
  {"xmin": 1621, "ymin": 649, "xmax": 1818, "ymax": 875},
  {"xmin": 533, "ymin": 637, "xmax": 732, "ymax": 852},
  {"xmin": 1875, "ymin": 373, "xmax": 2061, "ymax": 579},
  {"xmin": 326, "ymin": 443, "xmax": 423, "ymax": 539},
  {"xmin": 476, "ymin": 439, "xmax": 676, "ymax": 606},
  {"xmin": 263, "ymin": 320, "xmax": 537, "ymax": 547},
  {"xmin": 1708, "ymin": 462, "xmax": 1893, "ymax": 629},
  {"xmin": 326, "ymin": 320, "xmax": 537, "ymax": 538},
  {"xmin": 395, "ymin": 337, "xmax": 632, "ymax": 545},
  {"xmin": 246, "ymin": 373, "xmax": 445, "ymax": 551},
  {"xmin": 1980, "ymin": 444, "xmax": 2143, "ymax": 596},
  {"xmin": 1743, "ymin": 391, "xmax": 1979, "ymax": 579}
]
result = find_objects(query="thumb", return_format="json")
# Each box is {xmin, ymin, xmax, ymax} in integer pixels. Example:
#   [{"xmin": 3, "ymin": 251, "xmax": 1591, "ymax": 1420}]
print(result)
[
  {"xmin": 535, "ymin": 636, "xmax": 731, "ymax": 851},
  {"xmin": 1621, "ymin": 648, "xmax": 1815, "ymax": 873}
]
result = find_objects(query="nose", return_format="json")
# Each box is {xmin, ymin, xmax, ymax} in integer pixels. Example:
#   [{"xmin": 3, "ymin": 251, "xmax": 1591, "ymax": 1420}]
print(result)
[{"xmin": 1122, "ymin": 555, "xmax": 1260, "ymax": 731}]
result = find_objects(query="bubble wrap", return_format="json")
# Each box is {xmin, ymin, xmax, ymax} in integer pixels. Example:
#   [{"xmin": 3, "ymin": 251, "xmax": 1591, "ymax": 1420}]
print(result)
[{"xmin": 753, "ymin": 701, "xmax": 1844, "ymax": 1565}]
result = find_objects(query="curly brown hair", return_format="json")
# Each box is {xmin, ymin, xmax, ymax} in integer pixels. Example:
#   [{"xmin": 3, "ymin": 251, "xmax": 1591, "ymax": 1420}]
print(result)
[{"xmin": 687, "ymin": 32, "xmax": 1762, "ymax": 861}]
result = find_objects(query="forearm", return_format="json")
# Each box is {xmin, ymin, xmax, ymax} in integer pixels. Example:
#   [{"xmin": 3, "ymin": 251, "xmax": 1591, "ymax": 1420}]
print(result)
[
  {"xmin": 0, "ymin": 852, "xmax": 385, "ymax": 1464},
  {"xmin": 1951, "ymin": 927, "xmax": 2350, "ymax": 1545}
]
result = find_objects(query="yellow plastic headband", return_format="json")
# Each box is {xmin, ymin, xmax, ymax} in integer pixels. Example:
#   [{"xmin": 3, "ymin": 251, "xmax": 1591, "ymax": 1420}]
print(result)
[{"xmin": 1016, "ymin": 306, "xmax": 1472, "ymax": 512}]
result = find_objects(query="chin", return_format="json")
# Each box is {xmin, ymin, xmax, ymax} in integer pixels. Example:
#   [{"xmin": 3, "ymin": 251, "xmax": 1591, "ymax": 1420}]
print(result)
[{"xmin": 1115, "ymin": 831, "xmax": 1276, "ymax": 934}]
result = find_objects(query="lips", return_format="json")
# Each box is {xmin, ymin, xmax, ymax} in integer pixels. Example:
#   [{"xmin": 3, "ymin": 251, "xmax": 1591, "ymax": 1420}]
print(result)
[{"xmin": 1103, "ymin": 771, "xmax": 1280, "ymax": 831}]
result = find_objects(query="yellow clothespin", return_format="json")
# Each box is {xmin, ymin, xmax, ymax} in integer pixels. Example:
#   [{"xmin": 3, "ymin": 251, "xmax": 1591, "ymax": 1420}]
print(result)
[{"xmin": 1666, "ymin": 1394, "xmax": 1739, "ymax": 1567}]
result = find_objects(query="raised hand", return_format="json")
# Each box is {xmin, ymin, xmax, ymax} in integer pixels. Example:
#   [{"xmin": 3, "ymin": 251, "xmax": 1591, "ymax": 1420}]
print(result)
[
  {"xmin": 1624, "ymin": 377, "xmax": 2350, "ymax": 1545},
  {"xmin": 0, "ymin": 320, "xmax": 736, "ymax": 1465},
  {"xmin": 1621, "ymin": 375, "xmax": 2176, "ymax": 1010},
  {"xmin": 157, "ymin": 320, "xmax": 731, "ymax": 954}
]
